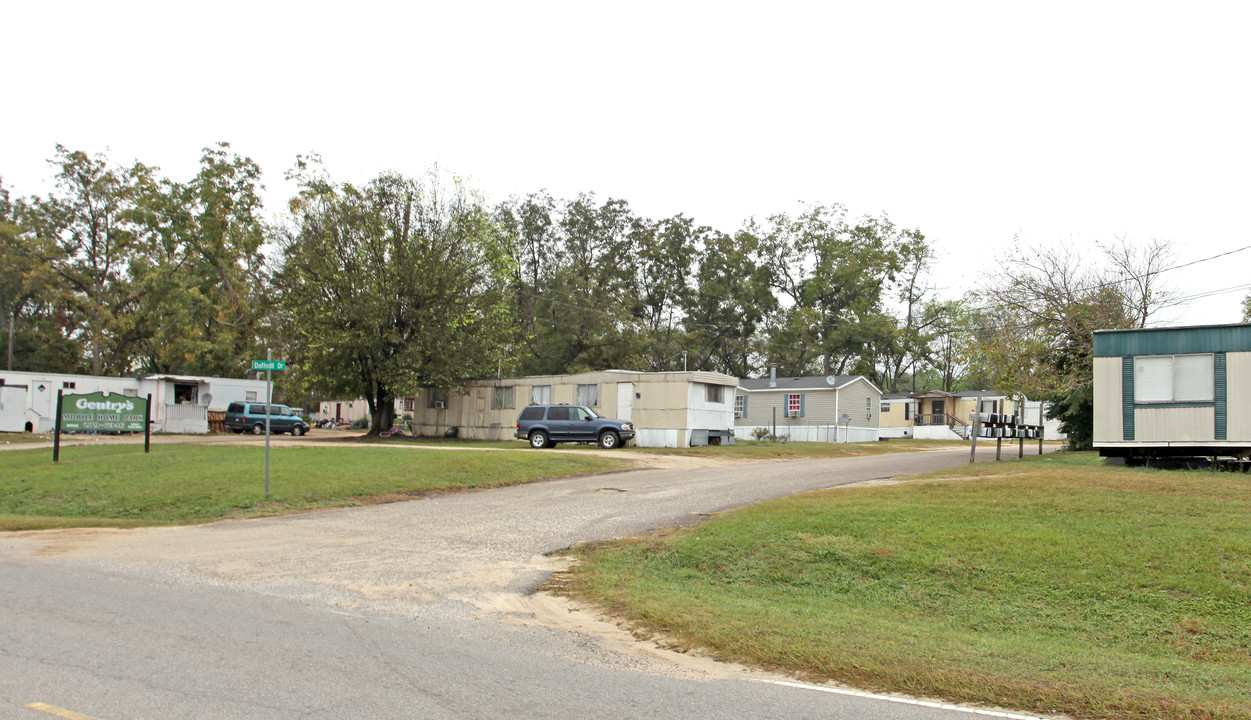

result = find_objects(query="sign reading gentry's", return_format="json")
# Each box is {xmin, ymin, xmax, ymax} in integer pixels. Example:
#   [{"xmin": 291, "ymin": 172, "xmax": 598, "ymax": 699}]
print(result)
[{"xmin": 60, "ymin": 391, "xmax": 148, "ymax": 432}]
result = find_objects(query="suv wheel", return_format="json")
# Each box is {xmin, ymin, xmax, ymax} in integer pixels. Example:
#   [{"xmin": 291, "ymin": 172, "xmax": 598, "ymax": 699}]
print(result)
[
  {"xmin": 251, "ymin": 423, "xmax": 264, "ymax": 435},
  {"xmin": 598, "ymin": 431, "xmax": 620, "ymax": 449},
  {"xmin": 529, "ymin": 430, "xmax": 549, "ymax": 449},
  {"xmin": 292, "ymin": 425, "xmax": 305, "ymax": 437}
]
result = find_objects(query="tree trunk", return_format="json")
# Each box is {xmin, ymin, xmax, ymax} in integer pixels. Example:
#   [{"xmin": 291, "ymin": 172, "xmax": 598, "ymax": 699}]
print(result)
[{"xmin": 368, "ymin": 389, "xmax": 395, "ymax": 436}]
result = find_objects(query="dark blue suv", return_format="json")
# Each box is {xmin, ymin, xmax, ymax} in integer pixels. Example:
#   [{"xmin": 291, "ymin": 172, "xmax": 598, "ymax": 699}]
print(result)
[{"xmin": 515, "ymin": 404, "xmax": 635, "ymax": 449}]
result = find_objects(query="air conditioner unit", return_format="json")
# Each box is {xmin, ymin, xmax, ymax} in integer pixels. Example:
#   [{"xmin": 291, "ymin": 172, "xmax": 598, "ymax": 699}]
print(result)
[
  {"xmin": 434, "ymin": 401, "xmax": 446, "ymax": 409},
  {"xmin": 787, "ymin": 409, "xmax": 801, "ymax": 418},
  {"xmin": 734, "ymin": 410, "xmax": 743, "ymax": 418}
]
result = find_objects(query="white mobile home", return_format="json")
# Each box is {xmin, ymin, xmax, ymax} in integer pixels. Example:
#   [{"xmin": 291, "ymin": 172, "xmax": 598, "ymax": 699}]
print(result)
[
  {"xmin": 0, "ymin": 370, "xmax": 270, "ymax": 434},
  {"xmin": 1094, "ymin": 322, "xmax": 1251, "ymax": 459}
]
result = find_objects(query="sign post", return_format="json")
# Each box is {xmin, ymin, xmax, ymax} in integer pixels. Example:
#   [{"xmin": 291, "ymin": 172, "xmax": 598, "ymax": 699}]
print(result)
[{"xmin": 252, "ymin": 353, "xmax": 286, "ymax": 498}]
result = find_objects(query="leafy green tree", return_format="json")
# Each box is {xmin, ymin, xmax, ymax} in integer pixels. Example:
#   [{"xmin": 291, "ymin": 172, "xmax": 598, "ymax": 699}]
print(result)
[
  {"xmin": 759, "ymin": 204, "xmax": 907, "ymax": 376},
  {"xmin": 683, "ymin": 229, "xmax": 776, "ymax": 378},
  {"xmin": 129, "ymin": 143, "xmax": 268, "ymax": 375},
  {"xmin": 276, "ymin": 164, "xmax": 516, "ymax": 433},
  {"xmin": 21, "ymin": 146, "xmax": 153, "ymax": 374},
  {"xmin": 1242, "ymin": 292, "xmax": 1250, "ymax": 322}
]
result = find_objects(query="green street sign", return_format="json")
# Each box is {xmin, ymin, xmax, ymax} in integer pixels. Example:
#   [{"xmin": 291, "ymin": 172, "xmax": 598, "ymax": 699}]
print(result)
[
  {"xmin": 252, "ymin": 360, "xmax": 286, "ymax": 371},
  {"xmin": 61, "ymin": 391, "xmax": 148, "ymax": 432}
]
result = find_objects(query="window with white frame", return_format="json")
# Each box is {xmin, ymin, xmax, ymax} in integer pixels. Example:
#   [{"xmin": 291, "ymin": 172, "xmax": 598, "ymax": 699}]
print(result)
[
  {"xmin": 705, "ymin": 384, "xmax": 724, "ymax": 403},
  {"xmin": 492, "ymin": 386, "xmax": 514, "ymax": 410},
  {"xmin": 787, "ymin": 393, "xmax": 802, "ymax": 416},
  {"xmin": 531, "ymin": 385, "xmax": 552, "ymax": 405},
  {"xmin": 734, "ymin": 395, "xmax": 744, "ymax": 417},
  {"xmin": 1134, "ymin": 354, "xmax": 1214, "ymax": 403},
  {"xmin": 576, "ymin": 383, "xmax": 599, "ymax": 406},
  {"xmin": 246, "ymin": 391, "xmax": 257, "ymax": 402},
  {"xmin": 865, "ymin": 397, "xmax": 871, "ymax": 412},
  {"xmin": 881, "ymin": 402, "xmax": 890, "ymax": 413}
]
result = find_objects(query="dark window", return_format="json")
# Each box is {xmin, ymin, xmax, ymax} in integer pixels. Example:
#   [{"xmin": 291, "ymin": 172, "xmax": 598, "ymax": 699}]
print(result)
[
  {"xmin": 547, "ymin": 407, "xmax": 570, "ymax": 421},
  {"xmin": 249, "ymin": 405, "xmax": 267, "ymax": 415},
  {"xmin": 227, "ymin": 403, "xmax": 244, "ymax": 414},
  {"xmin": 519, "ymin": 406, "xmax": 544, "ymax": 421},
  {"xmin": 62, "ymin": 381, "xmax": 76, "ymax": 389}
]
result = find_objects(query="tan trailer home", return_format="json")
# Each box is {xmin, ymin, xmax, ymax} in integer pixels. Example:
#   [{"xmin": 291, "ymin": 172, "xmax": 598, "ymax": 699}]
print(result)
[
  {"xmin": 409, "ymin": 369, "xmax": 738, "ymax": 448},
  {"xmin": 1094, "ymin": 322, "xmax": 1251, "ymax": 459}
]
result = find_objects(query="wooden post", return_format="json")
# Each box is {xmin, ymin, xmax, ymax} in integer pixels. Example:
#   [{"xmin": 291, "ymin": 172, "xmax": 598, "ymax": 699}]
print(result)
[
  {"xmin": 1018, "ymin": 429, "xmax": 1024, "ymax": 459},
  {"xmin": 53, "ymin": 389, "xmax": 63, "ymax": 463},
  {"xmin": 969, "ymin": 412, "xmax": 979, "ymax": 464},
  {"xmin": 1039, "ymin": 425, "xmax": 1045, "ymax": 455},
  {"xmin": 996, "ymin": 436, "xmax": 1002, "ymax": 461}
]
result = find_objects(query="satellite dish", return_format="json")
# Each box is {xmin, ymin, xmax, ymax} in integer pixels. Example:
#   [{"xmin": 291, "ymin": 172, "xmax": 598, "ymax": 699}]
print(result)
[{"xmin": 825, "ymin": 375, "xmax": 837, "ymax": 386}]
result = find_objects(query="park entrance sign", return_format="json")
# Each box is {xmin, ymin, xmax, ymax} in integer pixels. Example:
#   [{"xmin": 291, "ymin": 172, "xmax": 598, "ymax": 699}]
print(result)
[
  {"xmin": 54, "ymin": 390, "xmax": 152, "ymax": 462},
  {"xmin": 60, "ymin": 391, "xmax": 147, "ymax": 432}
]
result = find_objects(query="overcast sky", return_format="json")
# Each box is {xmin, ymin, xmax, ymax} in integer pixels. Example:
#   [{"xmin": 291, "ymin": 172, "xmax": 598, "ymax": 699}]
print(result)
[{"xmin": 4, "ymin": 1, "xmax": 1249, "ymax": 326}]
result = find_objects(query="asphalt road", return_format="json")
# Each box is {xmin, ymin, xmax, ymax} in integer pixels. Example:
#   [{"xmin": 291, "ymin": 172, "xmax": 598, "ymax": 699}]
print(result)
[{"xmin": 0, "ymin": 446, "xmax": 1053, "ymax": 720}]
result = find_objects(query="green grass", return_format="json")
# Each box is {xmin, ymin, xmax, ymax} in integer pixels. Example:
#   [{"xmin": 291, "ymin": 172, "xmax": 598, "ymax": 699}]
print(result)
[
  {"xmin": 554, "ymin": 452, "xmax": 1251, "ymax": 720},
  {"xmin": 0, "ymin": 432, "xmax": 56, "ymax": 445},
  {"xmin": 0, "ymin": 443, "xmax": 632, "ymax": 530}
]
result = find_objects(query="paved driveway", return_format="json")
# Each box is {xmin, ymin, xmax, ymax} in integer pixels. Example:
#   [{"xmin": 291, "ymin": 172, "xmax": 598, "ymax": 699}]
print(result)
[{"xmin": 0, "ymin": 447, "xmax": 1053, "ymax": 720}]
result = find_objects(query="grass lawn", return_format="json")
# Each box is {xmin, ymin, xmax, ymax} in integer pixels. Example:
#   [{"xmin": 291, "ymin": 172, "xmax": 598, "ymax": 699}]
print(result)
[
  {"xmin": 0, "ymin": 443, "xmax": 632, "ymax": 530},
  {"xmin": 554, "ymin": 452, "xmax": 1251, "ymax": 720}
]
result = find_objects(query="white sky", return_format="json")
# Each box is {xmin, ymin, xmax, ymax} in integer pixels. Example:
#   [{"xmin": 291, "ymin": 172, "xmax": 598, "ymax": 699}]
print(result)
[{"xmin": 4, "ymin": 1, "xmax": 1249, "ymax": 326}]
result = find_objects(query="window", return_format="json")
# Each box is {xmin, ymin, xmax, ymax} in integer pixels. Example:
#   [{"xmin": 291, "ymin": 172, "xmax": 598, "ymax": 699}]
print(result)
[
  {"xmin": 427, "ymin": 389, "xmax": 448, "ymax": 408},
  {"xmin": 62, "ymin": 381, "xmax": 76, "ymax": 389},
  {"xmin": 865, "ymin": 397, "xmax": 871, "ymax": 412},
  {"xmin": 734, "ymin": 395, "xmax": 745, "ymax": 418},
  {"xmin": 570, "ymin": 406, "xmax": 594, "ymax": 421},
  {"xmin": 905, "ymin": 402, "xmax": 911, "ymax": 420},
  {"xmin": 787, "ymin": 393, "xmax": 802, "ymax": 417},
  {"xmin": 1135, "ymin": 354, "xmax": 1214, "ymax": 403},
  {"xmin": 576, "ymin": 383, "xmax": 599, "ymax": 406},
  {"xmin": 547, "ymin": 406, "xmax": 570, "ymax": 421},
  {"xmin": 246, "ymin": 391, "xmax": 258, "ymax": 402},
  {"xmin": 403, "ymin": 397, "xmax": 415, "ymax": 411},
  {"xmin": 705, "ymin": 384, "xmax": 724, "ymax": 403},
  {"xmin": 519, "ymin": 406, "xmax": 544, "ymax": 421},
  {"xmin": 492, "ymin": 386, "xmax": 515, "ymax": 410},
  {"xmin": 881, "ymin": 402, "xmax": 890, "ymax": 413},
  {"xmin": 531, "ymin": 385, "xmax": 552, "ymax": 405}
]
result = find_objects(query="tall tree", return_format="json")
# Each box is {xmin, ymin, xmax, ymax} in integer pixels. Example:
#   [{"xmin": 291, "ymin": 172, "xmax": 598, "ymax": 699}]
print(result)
[
  {"xmin": 1241, "ymin": 292, "xmax": 1251, "ymax": 322},
  {"xmin": 683, "ymin": 229, "xmax": 775, "ymax": 378},
  {"xmin": 22, "ymin": 146, "xmax": 151, "ymax": 374},
  {"xmin": 129, "ymin": 143, "xmax": 269, "ymax": 375},
  {"xmin": 759, "ymin": 204, "xmax": 907, "ymax": 376},
  {"xmin": 276, "ymin": 164, "xmax": 516, "ymax": 433}
]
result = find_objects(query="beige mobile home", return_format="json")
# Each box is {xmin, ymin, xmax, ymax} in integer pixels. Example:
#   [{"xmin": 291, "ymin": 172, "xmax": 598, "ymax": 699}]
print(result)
[
  {"xmin": 910, "ymin": 390, "xmax": 1021, "ymax": 440},
  {"xmin": 878, "ymin": 392, "xmax": 917, "ymax": 438},
  {"xmin": 734, "ymin": 375, "xmax": 881, "ymax": 443},
  {"xmin": 1094, "ymin": 323, "xmax": 1251, "ymax": 459},
  {"xmin": 409, "ymin": 369, "xmax": 738, "ymax": 448}
]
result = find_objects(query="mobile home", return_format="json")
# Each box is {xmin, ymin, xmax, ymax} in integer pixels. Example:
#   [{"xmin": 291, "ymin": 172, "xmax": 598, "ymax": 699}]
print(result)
[{"xmin": 1094, "ymin": 322, "xmax": 1251, "ymax": 459}]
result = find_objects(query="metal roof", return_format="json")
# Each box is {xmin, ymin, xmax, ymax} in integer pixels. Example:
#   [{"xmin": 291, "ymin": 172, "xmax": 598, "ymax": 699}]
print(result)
[{"xmin": 738, "ymin": 375, "xmax": 866, "ymax": 392}]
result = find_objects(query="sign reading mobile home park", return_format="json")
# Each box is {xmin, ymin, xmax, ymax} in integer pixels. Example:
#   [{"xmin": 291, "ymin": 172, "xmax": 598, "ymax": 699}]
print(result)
[{"xmin": 60, "ymin": 391, "xmax": 148, "ymax": 432}]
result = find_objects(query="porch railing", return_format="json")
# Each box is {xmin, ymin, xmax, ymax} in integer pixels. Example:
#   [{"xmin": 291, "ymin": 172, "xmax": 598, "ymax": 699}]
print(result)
[{"xmin": 914, "ymin": 413, "xmax": 970, "ymax": 437}]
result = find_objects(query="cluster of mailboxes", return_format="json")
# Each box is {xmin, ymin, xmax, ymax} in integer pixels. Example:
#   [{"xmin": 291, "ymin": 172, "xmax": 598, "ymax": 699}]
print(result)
[{"xmin": 973, "ymin": 412, "xmax": 1043, "ymax": 439}]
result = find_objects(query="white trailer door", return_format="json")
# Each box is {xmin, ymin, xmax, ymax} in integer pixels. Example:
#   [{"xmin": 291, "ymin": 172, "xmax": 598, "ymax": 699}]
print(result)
[{"xmin": 616, "ymin": 382, "xmax": 634, "ymax": 422}]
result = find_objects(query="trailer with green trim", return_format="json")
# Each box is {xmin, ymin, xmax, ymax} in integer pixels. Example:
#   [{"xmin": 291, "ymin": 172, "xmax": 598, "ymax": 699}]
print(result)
[{"xmin": 1093, "ymin": 322, "xmax": 1251, "ymax": 460}]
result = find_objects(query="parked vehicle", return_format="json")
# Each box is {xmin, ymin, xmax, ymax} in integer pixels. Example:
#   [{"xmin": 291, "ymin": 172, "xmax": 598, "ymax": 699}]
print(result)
[
  {"xmin": 224, "ymin": 402, "xmax": 311, "ymax": 436},
  {"xmin": 515, "ymin": 404, "xmax": 635, "ymax": 449}
]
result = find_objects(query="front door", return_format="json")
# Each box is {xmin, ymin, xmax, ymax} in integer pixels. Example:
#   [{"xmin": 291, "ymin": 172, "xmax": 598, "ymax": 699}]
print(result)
[
  {"xmin": 931, "ymin": 400, "xmax": 945, "ymax": 424},
  {"xmin": 617, "ymin": 382, "xmax": 633, "ymax": 422}
]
